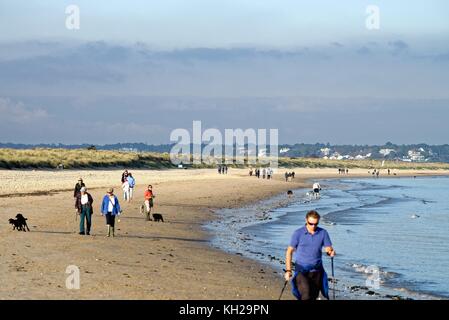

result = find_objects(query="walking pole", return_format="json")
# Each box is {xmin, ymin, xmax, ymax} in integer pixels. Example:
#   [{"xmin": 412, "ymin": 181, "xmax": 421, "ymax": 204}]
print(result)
[
  {"xmin": 278, "ymin": 269, "xmax": 290, "ymax": 300},
  {"xmin": 331, "ymin": 257, "xmax": 336, "ymax": 300},
  {"xmin": 278, "ymin": 280, "xmax": 288, "ymax": 300}
]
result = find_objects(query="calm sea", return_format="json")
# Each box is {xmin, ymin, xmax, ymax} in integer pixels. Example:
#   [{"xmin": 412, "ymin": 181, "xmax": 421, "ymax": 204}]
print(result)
[{"xmin": 206, "ymin": 176, "xmax": 449, "ymax": 299}]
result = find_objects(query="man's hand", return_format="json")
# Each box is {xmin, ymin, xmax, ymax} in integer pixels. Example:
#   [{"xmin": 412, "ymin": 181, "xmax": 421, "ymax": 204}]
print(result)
[
  {"xmin": 327, "ymin": 248, "xmax": 336, "ymax": 257},
  {"xmin": 284, "ymin": 270, "xmax": 293, "ymax": 282}
]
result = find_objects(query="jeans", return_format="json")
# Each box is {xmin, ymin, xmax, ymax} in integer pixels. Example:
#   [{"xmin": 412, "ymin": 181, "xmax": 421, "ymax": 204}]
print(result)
[{"xmin": 80, "ymin": 205, "xmax": 92, "ymax": 234}]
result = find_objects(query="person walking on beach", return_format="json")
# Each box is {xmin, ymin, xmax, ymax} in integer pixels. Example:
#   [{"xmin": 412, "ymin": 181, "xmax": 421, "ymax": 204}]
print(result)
[
  {"xmin": 144, "ymin": 185, "xmax": 155, "ymax": 221},
  {"xmin": 73, "ymin": 178, "xmax": 85, "ymax": 198},
  {"xmin": 101, "ymin": 188, "xmax": 121, "ymax": 237},
  {"xmin": 127, "ymin": 173, "xmax": 135, "ymax": 201},
  {"xmin": 122, "ymin": 178, "xmax": 130, "ymax": 202},
  {"xmin": 284, "ymin": 210, "xmax": 336, "ymax": 300},
  {"xmin": 262, "ymin": 168, "xmax": 266, "ymax": 179},
  {"xmin": 121, "ymin": 170, "xmax": 129, "ymax": 183},
  {"xmin": 249, "ymin": 168, "xmax": 253, "ymax": 176},
  {"xmin": 285, "ymin": 172, "xmax": 289, "ymax": 182},
  {"xmin": 225, "ymin": 165, "xmax": 228, "ymax": 174},
  {"xmin": 312, "ymin": 182, "xmax": 321, "ymax": 199},
  {"xmin": 292, "ymin": 171, "xmax": 295, "ymax": 179},
  {"xmin": 75, "ymin": 187, "xmax": 94, "ymax": 235}
]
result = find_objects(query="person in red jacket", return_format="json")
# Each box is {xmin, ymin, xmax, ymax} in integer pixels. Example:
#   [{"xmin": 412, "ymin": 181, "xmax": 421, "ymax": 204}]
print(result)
[{"xmin": 144, "ymin": 185, "xmax": 155, "ymax": 221}]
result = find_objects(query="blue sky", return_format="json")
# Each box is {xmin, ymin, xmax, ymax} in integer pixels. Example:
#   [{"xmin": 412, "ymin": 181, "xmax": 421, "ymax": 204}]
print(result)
[
  {"xmin": 0, "ymin": 1, "xmax": 448, "ymax": 144},
  {"xmin": 1, "ymin": 0, "xmax": 449, "ymax": 47}
]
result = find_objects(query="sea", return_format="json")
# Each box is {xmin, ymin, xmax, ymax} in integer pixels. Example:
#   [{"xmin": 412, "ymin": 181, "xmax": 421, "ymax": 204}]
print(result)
[{"xmin": 206, "ymin": 176, "xmax": 449, "ymax": 300}]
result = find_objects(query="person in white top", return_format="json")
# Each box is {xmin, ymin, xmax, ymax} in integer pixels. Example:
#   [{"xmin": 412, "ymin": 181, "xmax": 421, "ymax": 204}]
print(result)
[
  {"xmin": 312, "ymin": 182, "xmax": 321, "ymax": 199},
  {"xmin": 122, "ymin": 179, "xmax": 130, "ymax": 202}
]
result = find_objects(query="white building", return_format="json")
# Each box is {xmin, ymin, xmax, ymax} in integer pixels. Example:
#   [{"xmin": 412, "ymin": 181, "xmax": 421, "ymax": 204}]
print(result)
[
  {"xmin": 407, "ymin": 150, "xmax": 425, "ymax": 162},
  {"xmin": 320, "ymin": 148, "xmax": 331, "ymax": 156},
  {"xmin": 379, "ymin": 149, "xmax": 395, "ymax": 157}
]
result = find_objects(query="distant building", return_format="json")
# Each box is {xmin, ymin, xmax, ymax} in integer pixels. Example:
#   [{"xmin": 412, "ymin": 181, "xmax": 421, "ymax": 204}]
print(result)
[
  {"xmin": 320, "ymin": 148, "xmax": 331, "ymax": 156},
  {"xmin": 379, "ymin": 149, "xmax": 395, "ymax": 157},
  {"xmin": 407, "ymin": 150, "xmax": 425, "ymax": 162}
]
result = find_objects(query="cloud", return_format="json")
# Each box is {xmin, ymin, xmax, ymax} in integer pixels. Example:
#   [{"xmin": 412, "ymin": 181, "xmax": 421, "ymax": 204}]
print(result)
[
  {"xmin": 434, "ymin": 52, "xmax": 449, "ymax": 62},
  {"xmin": 356, "ymin": 46, "xmax": 371, "ymax": 55},
  {"xmin": 331, "ymin": 42, "xmax": 344, "ymax": 48},
  {"xmin": 0, "ymin": 97, "xmax": 48, "ymax": 124},
  {"xmin": 388, "ymin": 40, "xmax": 409, "ymax": 55}
]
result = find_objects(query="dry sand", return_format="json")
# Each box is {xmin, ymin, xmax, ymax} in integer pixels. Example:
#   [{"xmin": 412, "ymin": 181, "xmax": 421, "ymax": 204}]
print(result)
[{"xmin": 1, "ymin": 167, "xmax": 448, "ymax": 299}]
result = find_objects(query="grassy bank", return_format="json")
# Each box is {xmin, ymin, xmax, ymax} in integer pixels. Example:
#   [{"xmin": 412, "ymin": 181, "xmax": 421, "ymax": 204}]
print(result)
[
  {"xmin": 1, "ymin": 148, "xmax": 449, "ymax": 170},
  {"xmin": 0, "ymin": 148, "xmax": 175, "ymax": 169}
]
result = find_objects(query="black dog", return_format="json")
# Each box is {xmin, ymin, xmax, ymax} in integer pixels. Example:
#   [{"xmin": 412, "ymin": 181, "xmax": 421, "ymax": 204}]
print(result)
[
  {"xmin": 9, "ymin": 218, "xmax": 23, "ymax": 231},
  {"xmin": 15, "ymin": 214, "xmax": 30, "ymax": 232},
  {"xmin": 152, "ymin": 213, "xmax": 164, "ymax": 222},
  {"xmin": 287, "ymin": 190, "xmax": 293, "ymax": 195}
]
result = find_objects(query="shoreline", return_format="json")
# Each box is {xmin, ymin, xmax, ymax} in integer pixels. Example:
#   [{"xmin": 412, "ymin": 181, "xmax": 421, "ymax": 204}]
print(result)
[
  {"xmin": 209, "ymin": 174, "xmax": 449, "ymax": 300},
  {"xmin": 1, "ymin": 168, "xmax": 449, "ymax": 299}
]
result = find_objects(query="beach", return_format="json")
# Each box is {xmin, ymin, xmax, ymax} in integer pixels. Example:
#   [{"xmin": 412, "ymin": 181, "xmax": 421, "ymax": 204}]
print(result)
[{"xmin": 1, "ymin": 168, "xmax": 448, "ymax": 299}]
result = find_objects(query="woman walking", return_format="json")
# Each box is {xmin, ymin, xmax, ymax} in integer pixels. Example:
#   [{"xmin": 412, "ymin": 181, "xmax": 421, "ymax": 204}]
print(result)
[
  {"xmin": 75, "ymin": 187, "xmax": 94, "ymax": 235},
  {"xmin": 101, "ymin": 188, "xmax": 121, "ymax": 237}
]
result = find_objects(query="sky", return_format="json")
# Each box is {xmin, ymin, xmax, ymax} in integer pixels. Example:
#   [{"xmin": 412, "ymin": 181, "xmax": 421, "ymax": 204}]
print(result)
[{"xmin": 0, "ymin": 0, "xmax": 448, "ymax": 144}]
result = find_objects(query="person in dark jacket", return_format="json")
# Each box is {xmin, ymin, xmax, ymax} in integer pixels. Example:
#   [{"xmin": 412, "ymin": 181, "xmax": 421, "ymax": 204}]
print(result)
[
  {"xmin": 121, "ymin": 170, "xmax": 129, "ymax": 183},
  {"xmin": 101, "ymin": 188, "xmax": 122, "ymax": 237},
  {"xmin": 73, "ymin": 178, "xmax": 85, "ymax": 198},
  {"xmin": 75, "ymin": 187, "xmax": 94, "ymax": 235}
]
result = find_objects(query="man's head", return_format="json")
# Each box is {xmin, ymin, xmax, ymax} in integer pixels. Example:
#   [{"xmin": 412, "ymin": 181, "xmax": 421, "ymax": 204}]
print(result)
[
  {"xmin": 80, "ymin": 187, "xmax": 86, "ymax": 194},
  {"xmin": 305, "ymin": 210, "xmax": 320, "ymax": 230},
  {"xmin": 148, "ymin": 185, "xmax": 152, "ymax": 190},
  {"xmin": 78, "ymin": 178, "xmax": 83, "ymax": 183},
  {"xmin": 107, "ymin": 187, "xmax": 114, "ymax": 195}
]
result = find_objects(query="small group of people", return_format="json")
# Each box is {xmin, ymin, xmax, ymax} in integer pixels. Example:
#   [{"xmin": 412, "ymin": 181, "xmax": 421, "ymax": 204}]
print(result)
[
  {"xmin": 370, "ymin": 169, "xmax": 381, "ymax": 178},
  {"xmin": 74, "ymin": 178, "xmax": 121, "ymax": 237},
  {"xmin": 217, "ymin": 165, "xmax": 228, "ymax": 174},
  {"xmin": 284, "ymin": 171, "xmax": 295, "ymax": 182},
  {"xmin": 338, "ymin": 168, "xmax": 349, "ymax": 175},
  {"xmin": 249, "ymin": 167, "xmax": 274, "ymax": 179},
  {"xmin": 73, "ymin": 174, "xmax": 156, "ymax": 237},
  {"xmin": 121, "ymin": 169, "xmax": 136, "ymax": 202}
]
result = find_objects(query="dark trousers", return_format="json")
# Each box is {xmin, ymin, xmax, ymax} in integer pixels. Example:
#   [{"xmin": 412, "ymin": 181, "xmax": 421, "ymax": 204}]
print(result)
[
  {"xmin": 80, "ymin": 205, "xmax": 92, "ymax": 233},
  {"xmin": 105, "ymin": 213, "xmax": 116, "ymax": 227},
  {"xmin": 295, "ymin": 270, "xmax": 323, "ymax": 300}
]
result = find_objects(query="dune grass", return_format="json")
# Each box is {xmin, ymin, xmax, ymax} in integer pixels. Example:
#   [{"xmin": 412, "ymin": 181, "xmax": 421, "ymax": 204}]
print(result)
[
  {"xmin": 0, "ymin": 148, "xmax": 174, "ymax": 169},
  {"xmin": 1, "ymin": 148, "xmax": 449, "ymax": 170}
]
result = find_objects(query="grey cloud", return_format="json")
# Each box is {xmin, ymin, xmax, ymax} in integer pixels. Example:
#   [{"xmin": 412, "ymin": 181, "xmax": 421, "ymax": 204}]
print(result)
[
  {"xmin": 0, "ymin": 97, "xmax": 48, "ymax": 124},
  {"xmin": 0, "ymin": 39, "xmax": 448, "ymax": 144},
  {"xmin": 331, "ymin": 42, "xmax": 344, "ymax": 48},
  {"xmin": 388, "ymin": 40, "xmax": 409, "ymax": 55},
  {"xmin": 356, "ymin": 46, "xmax": 371, "ymax": 55}
]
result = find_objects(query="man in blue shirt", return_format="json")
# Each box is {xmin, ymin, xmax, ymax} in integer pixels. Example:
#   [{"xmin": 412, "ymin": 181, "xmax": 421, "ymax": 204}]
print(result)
[{"xmin": 285, "ymin": 210, "xmax": 336, "ymax": 300}]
